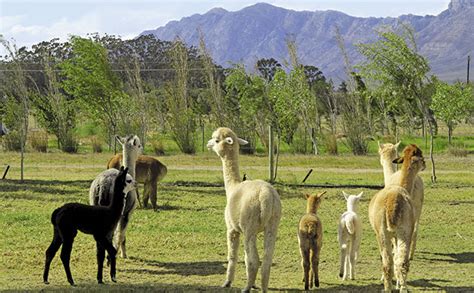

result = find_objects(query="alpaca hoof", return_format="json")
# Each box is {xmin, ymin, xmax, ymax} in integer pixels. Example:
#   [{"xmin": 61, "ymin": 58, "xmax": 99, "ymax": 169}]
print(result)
[
  {"xmin": 304, "ymin": 285, "xmax": 309, "ymax": 290},
  {"xmin": 222, "ymin": 280, "xmax": 232, "ymax": 288},
  {"xmin": 315, "ymin": 279, "xmax": 319, "ymax": 287},
  {"xmin": 339, "ymin": 272, "xmax": 343, "ymax": 278},
  {"xmin": 43, "ymin": 281, "xmax": 49, "ymax": 285},
  {"xmin": 111, "ymin": 277, "xmax": 117, "ymax": 283},
  {"xmin": 98, "ymin": 280, "xmax": 104, "ymax": 284},
  {"xmin": 251, "ymin": 285, "xmax": 259, "ymax": 289},
  {"xmin": 241, "ymin": 288, "xmax": 251, "ymax": 293}
]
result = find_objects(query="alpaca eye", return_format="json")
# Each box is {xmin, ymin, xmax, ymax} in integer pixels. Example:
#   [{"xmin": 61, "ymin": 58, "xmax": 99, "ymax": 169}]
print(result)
[
  {"xmin": 215, "ymin": 139, "xmax": 219, "ymax": 143},
  {"xmin": 127, "ymin": 180, "xmax": 132, "ymax": 183}
]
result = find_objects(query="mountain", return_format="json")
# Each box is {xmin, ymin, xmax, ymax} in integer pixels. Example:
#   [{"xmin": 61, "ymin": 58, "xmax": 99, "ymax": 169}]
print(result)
[{"xmin": 140, "ymin": 0, "xmax": 474, "ymax": 81}]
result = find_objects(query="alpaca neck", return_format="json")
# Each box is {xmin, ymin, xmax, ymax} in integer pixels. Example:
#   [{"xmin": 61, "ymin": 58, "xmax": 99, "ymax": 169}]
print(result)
[
  {"xmin": 221, "ymin": 154, "xmax": 241, "ymax": 194},
  {"xmin": 123, "ymin": 150, "xmax": 137, "ymax": 179},
  {"xmin": 307, "ymin": 205, "xmax": 318, "ymax": 214},
  {"xmin": 381, "ymin": 160, "xmax": 397, "ymax": 186},
  {"xmin": 399, "ymin": 163, "xmax": 417, "ymax": 192},
  {"xmin": 347, "ymin": 203, "xmax": 358, "ymax": 213},
  {"xmin": 109, "ymin": 189, "xmax": 125, "ymax": 215}
]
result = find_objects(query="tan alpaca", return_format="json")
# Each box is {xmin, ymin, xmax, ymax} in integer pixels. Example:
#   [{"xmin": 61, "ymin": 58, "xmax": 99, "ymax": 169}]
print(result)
[
  {"xmin": 207, "ymin": 127, "xmax": 281, "ymax": 293},
  {"xmin": 108, "ymin": 154, "xmax": 167, "ymax": 210},
  {"xmin": 298, "ymin": 191, "xmax": 326, "ymax": 290},
  {"xmin": 369, "ymin": 144, "xmax": 425, "ymax": 291},
  {"xmin": 378, "ymin": 141, "xmax": 424, "ymax": 259}
]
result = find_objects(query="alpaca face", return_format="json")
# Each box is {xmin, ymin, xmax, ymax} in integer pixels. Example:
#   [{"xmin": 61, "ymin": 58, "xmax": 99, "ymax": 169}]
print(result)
[
  {"xmin": 342, "ymin": 191, "xmax": 363, "ymax": 211},
  {"xmin": 378, "ymin": 141, "xmax": 400, "ymax": 165},
  {"xmin": 207, "ymin": 127, "xmax": 248, "ymax": 158},
  {"xmin": 123, "ymin": 174, "xmax": 136, "ymax": 194},
  {"xmin": 393, "ymin": 144, "xmax": 426, "ymax": 172},
  {"xmin": 117, "ymin": 135, "xmax": 143, "ymax": 155}
]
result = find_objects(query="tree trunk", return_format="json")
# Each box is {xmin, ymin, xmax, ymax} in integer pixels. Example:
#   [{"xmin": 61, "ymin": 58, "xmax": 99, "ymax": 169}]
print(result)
[{"xmin": 448, "ymin": 124, "xmax": 452, "ymax": 145}]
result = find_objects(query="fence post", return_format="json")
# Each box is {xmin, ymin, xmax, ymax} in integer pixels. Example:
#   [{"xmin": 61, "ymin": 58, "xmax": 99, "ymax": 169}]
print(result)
[{"xmin": 268, "ymin": 125, "xmax": 274, "ymax": 183}]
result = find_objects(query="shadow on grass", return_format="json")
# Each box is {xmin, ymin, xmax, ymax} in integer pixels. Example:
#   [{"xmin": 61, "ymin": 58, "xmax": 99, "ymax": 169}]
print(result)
[
  {"xmin": 0, "ymin": 179, "xmax": 90, "ymax": 199},
  {"xmin": 36, "ymin": 282, "xmax": 240, "ymax": 292},
  {"xmin": 125, "ymin": 257, "xmax": 226, "ymax": 276},
  {"xmin": 431, "ymin": 252, "xmax": 474, "ymax": 264}
]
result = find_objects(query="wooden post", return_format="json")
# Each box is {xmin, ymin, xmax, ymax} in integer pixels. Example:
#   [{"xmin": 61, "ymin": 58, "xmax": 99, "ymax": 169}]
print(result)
[
  {"xmin": 2, "ymin": 165, "xmax": 10, "ymax": 180},
  {"xmin": 268, "ymin": 125, "xmax": 274, "ymax": 183},
  {"xmin": 467, "ymin": 55, "xmax": 471, "ymax": 84},
  {"xmin": 302, "ymin": 169, "xmax": 313, "ymax": 183}
]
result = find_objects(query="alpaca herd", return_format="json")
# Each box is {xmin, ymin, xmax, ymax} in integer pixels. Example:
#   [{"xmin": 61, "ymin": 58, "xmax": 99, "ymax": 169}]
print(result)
[{"xmin": 43, "ymin": 128, "xmax": 425, "ymax": 292}]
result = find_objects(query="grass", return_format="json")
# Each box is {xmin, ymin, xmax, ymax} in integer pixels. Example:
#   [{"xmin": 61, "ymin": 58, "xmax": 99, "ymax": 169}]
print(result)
[{"xmin": 0, "ymin": 150, "xmax": 473, "ymax": 291}]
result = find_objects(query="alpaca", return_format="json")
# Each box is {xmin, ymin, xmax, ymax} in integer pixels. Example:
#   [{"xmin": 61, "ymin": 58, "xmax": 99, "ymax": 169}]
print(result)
[
  {"xmin": 378, "ymin": 141, "xmax": 424, "ymax": 260},
  {"xmin": 369, "ymin": 144, "xmax": 425, "ymax": 291},
  {"xmin": 43, "ymin": 167, "xmax": 135, "ymax": 286},
  {"xmin": 298, "ymin": 191, "xmax": 326, "ymax": 290},
  {"xmin": 90, "ymin": 135, "xmax": 141, "ymax": 258},
  {"xmin": 338, "ymin": 191, "xmax": 363, "ymax": 281},
  {"xmin": 107, "ymin": 154, "xmax": 167, "ymax": 210},
  {"xmin": 207, "ymin": 127, "xmax": 281, "ymax": 293}
]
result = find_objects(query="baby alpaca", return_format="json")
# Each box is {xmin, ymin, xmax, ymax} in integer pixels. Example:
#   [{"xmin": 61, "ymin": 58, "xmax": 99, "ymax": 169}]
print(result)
[
  {"xmin": 298, "ymin": 191, "xmax": 326, "ymax": 290},
  {"xmin": 338, "ymin": 191, "xmax": 363, "ymax": 281},
  {"xmin": 43, "ymin": 167, "xmax": 134, "ymax": 286},
  {"xmin": 208, "ymin": 127, "xmax": 281, "ymax": 293}
]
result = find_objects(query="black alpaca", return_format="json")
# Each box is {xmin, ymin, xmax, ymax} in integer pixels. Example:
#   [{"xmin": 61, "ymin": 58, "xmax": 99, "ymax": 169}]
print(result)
[{"xmin": 43, "ymin": 167, "xmax": 133, "ymax": 286}]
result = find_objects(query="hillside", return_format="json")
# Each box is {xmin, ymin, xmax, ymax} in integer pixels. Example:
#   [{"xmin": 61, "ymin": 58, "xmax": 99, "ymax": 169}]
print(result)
[{"xmin": 141, "ymin": 0, "xmax": 474, "ymax": 81}]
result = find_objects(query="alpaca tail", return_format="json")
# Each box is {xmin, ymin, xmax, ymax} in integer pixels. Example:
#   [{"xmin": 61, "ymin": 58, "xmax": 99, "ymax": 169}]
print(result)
[
  {"xmin": 344, "ymin": 215, "xmax": 356, "ymax": 235},
  {"xmin": 385, "ymin": 193, "xmax": 404, "ymax": 232},
  {"xmin": 50, "ymin": 208, "xmax": 60, "ymax": 225},
  {"xmin": 341, "ymin": 243, "xmax": 347, "ymax": 250}
]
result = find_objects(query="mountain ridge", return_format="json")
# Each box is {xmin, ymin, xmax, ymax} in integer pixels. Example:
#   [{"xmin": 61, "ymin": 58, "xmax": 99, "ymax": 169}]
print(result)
[{"xmin": 140, "ymin": 0, "xmax": 473, "ymax": 81}]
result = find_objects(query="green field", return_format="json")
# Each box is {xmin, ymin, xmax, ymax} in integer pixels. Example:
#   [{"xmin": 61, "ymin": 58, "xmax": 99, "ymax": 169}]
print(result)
[{"xmin": 0, "ymin": 150, "xmax": 473, "ymax": 291}]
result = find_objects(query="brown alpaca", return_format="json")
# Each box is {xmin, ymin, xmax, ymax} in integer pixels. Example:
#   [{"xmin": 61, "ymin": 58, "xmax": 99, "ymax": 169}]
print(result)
[
  {"xmin": 108, "ymin": 154, "xmax": 167, "ymax": 210},
  {"xmin": 369, "ymin": 144, "xmax": 425, "ymax": 291},
  {"xmin": 298, "ymin": 191, "xmax": 326, "ymax": 290}
]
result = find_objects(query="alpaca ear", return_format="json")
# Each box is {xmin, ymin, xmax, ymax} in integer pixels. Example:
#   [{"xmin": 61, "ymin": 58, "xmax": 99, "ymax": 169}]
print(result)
[
  {"xmin": 304, "ymin": 194, "xmax": 310, "ymax": 199},
  {"xmin": 237, "ymin": 138, "xmax": 249, "ymax": 145},
  {"xmin": 377, "ymin": 141, "xmax": 382, "ymax": 150},
  {"xmin": 318, "ymin": 191, "xmax": 327, "ymax": 198},
  {"xmin": 133, "ymin": 137, "xmax": 138, "ymax": 146},
  {"xmin": 225, "ymin": 137, "xmax": 234, "ymax": 145},
  {"xmin": 342, "ymin": 191, "xmax": 349, "ymax": 200},
  {"xmin": 395, "ymin": 141, "xmax": 401, "ymax": 149},
  {"xmin": 393, "ymin": 157, "xmax": 404, "ymax": 164},
  {"xmin": 357, "ymin": 192, "xmax": 364, "ymax": 198},
  {"xmin": 116, "ymin": 135, "xmax": 123, "ymax": 145}
]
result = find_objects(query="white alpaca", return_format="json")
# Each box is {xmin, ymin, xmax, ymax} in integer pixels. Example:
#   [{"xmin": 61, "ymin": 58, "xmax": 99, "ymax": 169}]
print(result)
[
  {"xmin": 378, "ymin": 141, "xmax": 424, "ymax": 260},
  {"xmin": 207, "ymin": 127, "xmax": 282, "ymax": 293},
  {"xmin": 89, "ymin": 135, "xmax": 142, "ymax": 258},
  {"xmin": 338, "ymin": 191, "xmax": 363, "ymax": 281}
]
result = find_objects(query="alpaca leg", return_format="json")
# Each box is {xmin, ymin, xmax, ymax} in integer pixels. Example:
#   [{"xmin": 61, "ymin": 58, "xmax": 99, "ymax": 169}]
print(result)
[
  {"xmin": 395, "ymin": 234, "xmax": 411, "ymax": 292},
  {"xmin": 349, "ymin": 242, "xmax": 356, "ymax": 280},
  {"xmin": 60, "ymin": 237, "xmax": 76, "ymax": 286},
  {"xmin": 243, "ymin": 235, "xmax": 259, "ymax": 293},
  {"xmin": 409, "ymin": 220, "xmax": 419, "ymax": 260},
  {"xmin": 98, "ymin": 237, "xmax": 118, "ymax": 282},
  {"xmin": 299, "ymin": 245, "xmax": 310, "ymax": 290},
  {"xmin": 95, "ymin": 241, "xmax": 106, "ymax": 284},
  {"xmin": 143, "ymin": 183, "xmax": 150, "ymax": 208},
  {"xmin": 223, "ymin": 229, "xmax": 240, "ymax": 288},
  {"xmin": 150, "ymin": 180, "xmax": 158, "ymax": 210},
  {"xmin": 339, "ymin": 245, "xmax": 346, "ymax": 279},
  {"xmin": 114, "ymin": 213, "xmax": 130, "ymax": 258},
  {"xmin": 43, "ymin": 229, "xmax": 63, "ymax": 284},
  {"xmin": 311, "ymin": 241, "xmax": 321, "ymax": 288},
  {"xmin": 378, "ymin": 233, "xmax": 394, "ymax": 291},
  {"xmin": 261, "ymin": 226, "xmax": 277, "ymax": 292}
]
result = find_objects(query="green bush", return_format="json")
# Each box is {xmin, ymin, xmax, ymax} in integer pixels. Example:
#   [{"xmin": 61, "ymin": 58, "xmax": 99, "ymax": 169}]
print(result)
[
  {"xmin": 29, "ymin": 131, "xmax": 48, "ymax": 152},
  {"xmin": 2, "ymin": 130, "xmax": 22, "ymax": 151}
]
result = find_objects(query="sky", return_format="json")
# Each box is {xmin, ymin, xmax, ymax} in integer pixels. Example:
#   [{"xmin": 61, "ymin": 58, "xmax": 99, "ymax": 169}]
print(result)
[{"xmin": 1, "ymin": 0, "xmax": 451, "ymax": 51}]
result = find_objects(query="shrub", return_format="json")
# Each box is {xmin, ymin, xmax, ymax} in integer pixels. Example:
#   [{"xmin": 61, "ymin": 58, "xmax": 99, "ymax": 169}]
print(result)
[
  {"xmin": 91, "ymin": 136, "xmax": 102, "ymax": 153},
  {"xmin": 2, "ymin": 130, "xmax": 22, "ymax": 151},
  {"xmin": 448, "ymin": 146, "xmax": 468, "ymax": 157},
  {"xmin": 29, "ymin": 131, "xmax": 48, "ymax": 152},
  {"xmin": 323, "ymin": 133, "xmax": 338, "ymax": 155},
  {"xmin": 61, "ymin": 133, "xmax": 78, "ymax": 153},
  {"xmin": 152, "ymin": 140, "xmax": 165, "ymax": 156}
]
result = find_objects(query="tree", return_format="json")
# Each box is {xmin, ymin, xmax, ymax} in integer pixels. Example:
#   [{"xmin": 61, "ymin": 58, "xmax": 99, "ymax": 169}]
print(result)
[
  {"xmin": 164, "ymin": 39, "xmax": 197, "ymax": 154},
  {"xmin": 356, "ymin": 26, "xmax": 438, "ymax": 181},
  {"xmin": 0, "ymin": 36, "xmax": 32, "ymax": 181},
  {"xmin": 431, "ymin": 81, "xmax": 473, "ymax": 144},
  {"xmin": 256, "ymin": 58, "xmax": 282, "ymax": 82},
  {"xmin": 60, "ymin": 36, "xmax": 126, "ymax": 150},
  {"xmin": 32, "ymin": 53, "xmax": 78, "ymax": 152}
]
